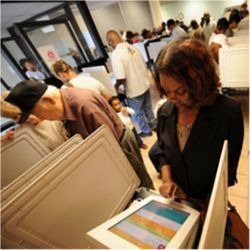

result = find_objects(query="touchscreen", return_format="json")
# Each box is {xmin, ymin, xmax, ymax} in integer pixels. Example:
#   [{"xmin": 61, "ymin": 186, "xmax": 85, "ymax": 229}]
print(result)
[{"xmin": 109, "ymin": 200, "xmax": 189, "ymax": 249}]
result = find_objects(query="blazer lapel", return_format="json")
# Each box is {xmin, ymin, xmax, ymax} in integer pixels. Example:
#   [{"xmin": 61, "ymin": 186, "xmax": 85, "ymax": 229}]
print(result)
[{"xmin": 183, "ymin": 105, "xmax": 220, "ymax": 154}]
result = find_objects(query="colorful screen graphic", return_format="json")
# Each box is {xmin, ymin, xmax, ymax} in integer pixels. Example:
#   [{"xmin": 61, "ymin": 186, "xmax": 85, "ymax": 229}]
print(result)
[{"xmin": 109, "ymin": 201, "xmax": 189, "ymax": 249}]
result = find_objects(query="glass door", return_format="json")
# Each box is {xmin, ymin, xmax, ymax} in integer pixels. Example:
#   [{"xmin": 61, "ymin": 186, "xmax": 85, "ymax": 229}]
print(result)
[{"xmin": 15, "ymin": 19, "xmax": 87, "ymax": 71}]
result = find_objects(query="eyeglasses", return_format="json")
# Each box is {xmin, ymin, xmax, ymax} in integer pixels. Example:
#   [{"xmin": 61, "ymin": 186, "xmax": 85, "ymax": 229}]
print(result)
[{"xmin": 164, "ymin": 87, "xmax": 188, "ymax": 97}]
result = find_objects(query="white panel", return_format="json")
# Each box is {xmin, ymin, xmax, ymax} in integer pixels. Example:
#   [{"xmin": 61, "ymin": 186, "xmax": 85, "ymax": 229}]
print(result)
[
  {"xmin": 133, "ymin": 42, "xmax": 148, "ymax": 62},
  {"xmin": 1, "ymin": 127, "xmax": 50, "ymax": 188},
  {"xmin": 90, "ymin": 3, "xmax": 126, "ymax": 45},
  {"xmin": 219, "ymin": 45, "xmax": 249, "ymax": 88},
  {"xmin": 148, "ymin": 41, "xmax": 166, "ymax": 62},
  {"xmin": 228, "ymin": 35, "xmax": 249, "ymax": 46},
  {"xmin": 198, "ymin": 141, "xmax": 228, "ymax": 249},
  {"xmin": 1, "ymin": 125, "xmax": 140, "ymax": 249},
  {"xmin": 119, "ymin": 1, "xmax": 154, "ymax": 31},
  {"xmin": 1, "ymin": 134, "xmax": 83, "ymax": 207},
  {"xmin": 81, "ymin": 65, "xmax": 117, "ymax": 95}
]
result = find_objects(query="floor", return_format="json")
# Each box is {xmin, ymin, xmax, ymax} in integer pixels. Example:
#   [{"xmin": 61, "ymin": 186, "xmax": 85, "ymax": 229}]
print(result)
[{"xmin": 140, "ymin": 89, "xmax": 249, "ymax": 226}]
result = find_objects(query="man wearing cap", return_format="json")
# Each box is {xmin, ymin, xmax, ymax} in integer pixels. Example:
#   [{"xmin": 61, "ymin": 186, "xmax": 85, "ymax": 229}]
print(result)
[{"xmin": 5, "ymin": 80, "xmax": 154, "ymax": 189}]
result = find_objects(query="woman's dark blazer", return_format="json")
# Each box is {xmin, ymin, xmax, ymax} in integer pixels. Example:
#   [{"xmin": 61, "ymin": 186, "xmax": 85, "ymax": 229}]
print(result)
[{"xmin": 156, "ymin": 94, "xmax": 244, "ymax": 199}]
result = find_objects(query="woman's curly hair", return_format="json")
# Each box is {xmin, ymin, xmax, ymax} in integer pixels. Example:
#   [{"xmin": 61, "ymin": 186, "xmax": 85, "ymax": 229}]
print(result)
[{"xmin": 154, "ymin": 38, "xmax": 221, "ymax": 107}]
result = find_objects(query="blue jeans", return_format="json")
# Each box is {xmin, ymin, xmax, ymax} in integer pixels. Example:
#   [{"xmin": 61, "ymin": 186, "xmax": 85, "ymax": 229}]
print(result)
[{"xmin": 127, "ymin": 89, "xmax": 154, "ymax": 134}]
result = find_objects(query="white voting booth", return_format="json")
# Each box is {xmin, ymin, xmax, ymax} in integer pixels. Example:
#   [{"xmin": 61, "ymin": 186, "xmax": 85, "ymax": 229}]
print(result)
[
  {"xmin": 198, "ymin": 141, "xmax": 228, "ymax": 249},
  {"xmin": 1, "ymin": 134, "xmax": 82, "ymax": 207},
  {"xmin": 1, "ymin": 124, "xmax": 228, "ymax": 249},
  {"xmin": 1, "ymin": 125, "xmax": 139, "ymax": 248},
  {"xmin": 219, "ymin": 44, "xmax": 249, "ymax": 89},
  {"xmin": 86, "ymin": 141, "xmax": 229, "ymax": 249},
  {"xmin": 1, "ymin": 127, "xmax": 50, "ymax": 188}
]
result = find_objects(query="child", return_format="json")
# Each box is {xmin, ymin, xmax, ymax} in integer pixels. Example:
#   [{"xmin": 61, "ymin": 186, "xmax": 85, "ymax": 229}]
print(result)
[{"xmin": 109, "ymin": 96, "xmax": 148, "ymax": 149}]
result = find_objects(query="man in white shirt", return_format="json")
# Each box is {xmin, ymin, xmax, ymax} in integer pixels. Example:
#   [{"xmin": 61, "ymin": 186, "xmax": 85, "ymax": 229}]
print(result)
[
  {"xmin": 166, "ymin": 19, "xmax": 187, "ymax": 41},
  {"xmin": 202, "ymin": 12, "xmax": 216, "ymax": 46},
  {"xmin": 106, "ymin": 30, "xmax": 155, "ymax": 137},
  {"xmin": 209, "ymin": 18, "xmax": 229, "ymax": 48}
]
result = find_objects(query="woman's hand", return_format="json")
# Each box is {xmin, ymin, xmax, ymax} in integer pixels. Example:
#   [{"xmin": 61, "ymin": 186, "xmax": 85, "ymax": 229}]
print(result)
[
  {"xmin": 159, "ymin": 164, "xmax": 177, "ymax": 198},
  {"xmin": 159, "ymin": 179, "xmax": 178, "ymax": 198}
]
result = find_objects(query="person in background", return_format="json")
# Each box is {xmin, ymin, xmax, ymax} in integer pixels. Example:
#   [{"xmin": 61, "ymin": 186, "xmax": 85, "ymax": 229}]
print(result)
[
  {"xmin": 1, "ymin": 94, "xmax": 68, "ymax": 150},
  {"xmin": 189, "ymin": 19, "xmax": 204, "ymax": 40},
  {"xmin": 19, "ymin": 58, "xmax": 46, "ymax": 81},
  {"xmin": 166, "ymin": 19, "xmax": 187, "ymax": 41},
  {"xmin": 159, "ymin": 21, "xmax": 167, "ymax": 35},
  {"xmin": 153, "ymin": 39, "xmax": 243, "ymax": 205},
  {"xmin": 106, "ymin": 30, "xmax": 155, "ymax": 137},
  {"xmin": 68, "ymin": 48, "xmax": 84, "ymax": 66},
  {"xmin": 209, "ymin": 18, "xmax": 229, "ymax": 63},
  {"xmin": 5, "ymin": 80, "xmax": 154, "ymax": 189},
  {"xmin": 109, "ymin": 96, "xmax": 148, "ymax": 150},
  {"xmin": 239, "ymin": 2, "xmax": 249, "ymax": 19},
  {"xmin": 209, "ymin": 18, "xmax": 230, "ymax": 47},
  {"xmin": 126, "ymin": 31, "xmax": 140, "ymax": 44},
  {"xmin": 202, "ymin": 12, "xmax": 216, "ymax": 46},
  {"xmin": 226, "ymin": 9, "xmax": 241, "ymax": 37},
  {"xmin": 51, "ymin": 59, "xmax": 112, "ymax": 100}
]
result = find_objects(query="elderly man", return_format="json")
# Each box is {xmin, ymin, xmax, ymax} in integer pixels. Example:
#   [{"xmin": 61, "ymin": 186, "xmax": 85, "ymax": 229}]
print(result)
[
  {"xmin": 106, "ymin": 30, "xmax": 155, "ymax": 137},
  {"xmin": 5, "ymin": 80, "xmax": 154, "ymax": 189}
]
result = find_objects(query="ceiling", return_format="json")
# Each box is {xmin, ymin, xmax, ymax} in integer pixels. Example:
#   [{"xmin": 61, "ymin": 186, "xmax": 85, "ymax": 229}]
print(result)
[{"xmin": 1, "ymin": 1, "xmax": 117, "ymax": 31}]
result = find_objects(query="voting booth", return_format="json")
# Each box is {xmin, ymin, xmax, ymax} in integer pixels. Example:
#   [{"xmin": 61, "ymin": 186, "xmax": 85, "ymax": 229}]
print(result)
[
  {"xmin": 1, "ymin": 127, "xmax": 50, "ymax": 188},
  {"xmin": 1, "ymin": 126, "xmax": 139, "ymax": 248},
  {"xmin": 1, "ymin": 134, "xmax": 82, "ymax": 207},
  {"xmin": 1, "ymin": 125, "xmax": 229, "ymax": 249}
]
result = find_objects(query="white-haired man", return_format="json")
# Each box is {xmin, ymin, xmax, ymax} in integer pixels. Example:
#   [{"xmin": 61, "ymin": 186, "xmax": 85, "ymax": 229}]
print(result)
[{"xmin": 5, "ymin": 80, "xmax": 154, "ymax": 189}]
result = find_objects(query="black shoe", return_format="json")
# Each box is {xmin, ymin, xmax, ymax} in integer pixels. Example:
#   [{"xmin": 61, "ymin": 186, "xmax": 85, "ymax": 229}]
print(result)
[{"xmin": 139, "ymin": 131, "xmax": 153, "ymax": 137}]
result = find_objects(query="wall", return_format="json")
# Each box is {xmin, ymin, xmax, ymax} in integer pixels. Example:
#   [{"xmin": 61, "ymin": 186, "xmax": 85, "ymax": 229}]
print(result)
[
  {"xmin": 90, "ymin": 1, "xmax": 154, "ymax": 45},
  {"xmin": 160, "ymin": 0, "xmax": 244, "ymax": 26}
]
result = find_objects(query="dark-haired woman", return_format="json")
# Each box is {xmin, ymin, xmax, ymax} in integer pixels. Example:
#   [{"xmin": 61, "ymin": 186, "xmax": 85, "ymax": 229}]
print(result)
[{"xmin": 153, "ymin": 39, "xmax": 243, "ymax": 204}]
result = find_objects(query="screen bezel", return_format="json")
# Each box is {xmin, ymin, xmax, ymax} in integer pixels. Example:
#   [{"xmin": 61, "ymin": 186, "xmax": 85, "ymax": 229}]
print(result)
[{"xmin": 87, "ymin": 195, "xmax": 200, "ymax": 249}]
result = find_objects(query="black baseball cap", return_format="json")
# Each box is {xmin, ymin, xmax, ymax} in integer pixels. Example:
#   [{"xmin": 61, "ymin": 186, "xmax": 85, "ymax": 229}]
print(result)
[{"xmin": 5, "ymin": 80, "xmax": 48, "ymax": 124}]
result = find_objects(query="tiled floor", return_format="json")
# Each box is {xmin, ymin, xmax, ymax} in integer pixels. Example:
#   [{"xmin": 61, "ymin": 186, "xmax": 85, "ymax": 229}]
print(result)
[{"xmin": 140, "ymin": 91, "xmax": 249, "ymax": 226}]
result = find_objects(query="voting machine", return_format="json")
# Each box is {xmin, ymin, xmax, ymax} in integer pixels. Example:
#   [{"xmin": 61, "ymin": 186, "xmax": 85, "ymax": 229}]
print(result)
[{"xmin": 1, "ymin": 125, "xmax": 200, "ymax": 249}]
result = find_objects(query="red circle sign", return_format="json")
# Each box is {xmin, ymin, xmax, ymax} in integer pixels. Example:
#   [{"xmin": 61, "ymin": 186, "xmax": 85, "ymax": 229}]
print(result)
[{"xmin": 47, "ymin": 50, "xmax": 56, "ymax": 59}]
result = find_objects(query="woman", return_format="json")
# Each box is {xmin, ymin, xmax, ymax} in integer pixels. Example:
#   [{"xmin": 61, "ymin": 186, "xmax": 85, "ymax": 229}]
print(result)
[{"xmin": 154, "ymin": 39, "xmax": 243, "ymax": 203}]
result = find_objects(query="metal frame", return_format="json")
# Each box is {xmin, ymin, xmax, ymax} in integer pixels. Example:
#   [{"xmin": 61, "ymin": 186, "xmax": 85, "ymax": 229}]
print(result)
[
  {"xmin": 2, "ymin": 0, "xmax": 108, "ymax": 80},
  {"xmin": 75, "ymin": 1, "xmax": 108, "ymax": 59},
  {"xmin": 1, "ymin": 37, "xmax": 29, "ymax": 79},
  {"xmin": 1, "ymin": 77, "xmax": 11, "ymax": 90},
  {"xmin": 64, "ymin": 3, "xmax": 94, "ymax": 62}
]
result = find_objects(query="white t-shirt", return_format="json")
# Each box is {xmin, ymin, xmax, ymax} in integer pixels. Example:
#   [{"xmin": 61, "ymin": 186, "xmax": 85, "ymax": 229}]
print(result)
[
  {"xmin": 25, "ymin": 70, "xmax": 46, "ymax": 80},
  {"xmin": 31, "ymin": 120, "xmax": 68, "ymax": 150},
  {"xmin": 203, "ymin": 20, "xmax": 216, "ymax": 45},
  {"xmin": 111, "ymin": 42, "xmax": 150, "ymax": 98},
  {"xmin": 117, "ymin": 107, "xmax": 135, "ymax": 129},
  {"xmin": 171, "ymin": 26, "xmax": 187, "ymax": 40},
  {"xmin": 209, "ymin": 33, "xmax": 229, "ymax": 48},
  {"xmin": 68, "ymin": 74, "xmax": 109, "ymax": 96}
]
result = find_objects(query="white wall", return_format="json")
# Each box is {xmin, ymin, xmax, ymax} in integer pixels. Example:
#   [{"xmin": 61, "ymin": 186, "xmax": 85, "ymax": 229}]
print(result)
[
  {"xmin": 160, "ymin": 0, "xmax": 244, "ymax": 26},
  {"xmin": 90, "ymin": 1, "xmax": 154, "ymax": 45}
]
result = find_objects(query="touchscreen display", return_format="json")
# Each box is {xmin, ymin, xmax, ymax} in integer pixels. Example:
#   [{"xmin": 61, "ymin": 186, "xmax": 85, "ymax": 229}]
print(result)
[{"xmin": 109, "ymin": 200, "xmax": 189, "ymax": 249}]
